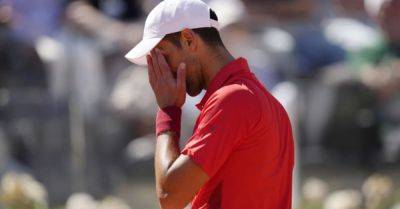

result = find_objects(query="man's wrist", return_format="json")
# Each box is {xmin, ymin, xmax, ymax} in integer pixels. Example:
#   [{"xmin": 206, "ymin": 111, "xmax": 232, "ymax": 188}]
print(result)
[{"xmin": 156, "ymin": 106, "xmax": 182, "ymax": 138}]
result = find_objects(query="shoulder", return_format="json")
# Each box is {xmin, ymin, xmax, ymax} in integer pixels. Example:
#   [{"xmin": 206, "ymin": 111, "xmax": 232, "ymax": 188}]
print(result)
[{"xmin": 205, "ymin": 83, "xmax": 259, "ymax": 113}]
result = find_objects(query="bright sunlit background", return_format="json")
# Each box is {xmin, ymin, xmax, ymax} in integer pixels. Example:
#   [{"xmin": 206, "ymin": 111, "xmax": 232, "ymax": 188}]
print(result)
[{"xmin": 0, "ymin": 0, "xmax": 400, "ymax": 208}]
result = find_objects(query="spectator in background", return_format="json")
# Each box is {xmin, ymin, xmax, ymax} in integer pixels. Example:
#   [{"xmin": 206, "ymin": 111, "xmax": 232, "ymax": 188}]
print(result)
[
  {"xmin": 240, "ymin": 0, "xmax": 347, "ymax": 79},
  {"xmin": 348, "ymin": 0, "xmax": 400, "ymax": 162},
  {"xmin": 240, "ymin": 0, "xmax": 397, "ymax": 166},
  {"xmin": 0, "ymin": 1, "xmax": 50, "ymax": 172},
  {"xmin": 1, "ymin": 0, "xmax": 148, "ymax": 204},
  {"xmin": 324, "ymin": 0, "xmax": 380, "ymax": 53},
  {"xmin": 33, "ymin": 0, "xmax": 152, "ymax": 205},
  {"xmin": 8, "ymin": 0, "xmax": 66, "ymax": 43},
  {"xmin": 87, "ymin": 0, "xmax": 143, "ymax": 20},
  {"xmin": 297, "ymin": 0, "xmax": 383, "ymax": 166},
  {"xmin": 312, "ymin": 0, "xmax": 400, "ymax": 166},
  {"xmin": 353, "ymin": 0, "xmax": 400, "ymax": 90},
  {"xmin": 65, "ymin": 0, "xmax": 144, "ymax": 49}
]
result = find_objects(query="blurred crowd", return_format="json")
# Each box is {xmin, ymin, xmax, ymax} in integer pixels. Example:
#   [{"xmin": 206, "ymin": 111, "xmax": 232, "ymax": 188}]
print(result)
[
  {"xmin": 301, "ymin": 174, "xmax": 400, "ymax": 209},
  {"xmin": 0, "ymin": 0, "xmax": 399, "ymax": 208}
]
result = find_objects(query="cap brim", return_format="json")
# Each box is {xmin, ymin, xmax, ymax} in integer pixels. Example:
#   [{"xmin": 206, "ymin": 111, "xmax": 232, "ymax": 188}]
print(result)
[{"xmin": 125, "ymin": 37, "xmax": 164, "ymax": 66}]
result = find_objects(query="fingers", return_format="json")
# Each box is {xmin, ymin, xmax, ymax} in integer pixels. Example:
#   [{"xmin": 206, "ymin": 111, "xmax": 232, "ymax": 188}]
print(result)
[
  {"xmin": 147, "ymin": 49, "xmax": 186, "ymax": 108},
  {"xmin": 177, "ymin": 62, "xmax": 186, "ymax": 94},
  {"xmin": 146, "ymin": 55, "xmax": 156, "ymax": 87},
  {"xmin": 150, "ymin": 49, "xmax": 163, "ymax": 79},
  {"xmin": 155, "ymin": 49, "xmax": 173, "ymax": 82}
]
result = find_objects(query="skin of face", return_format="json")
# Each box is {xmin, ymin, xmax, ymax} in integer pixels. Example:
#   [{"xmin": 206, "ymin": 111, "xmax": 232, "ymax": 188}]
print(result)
[
  {"xmin": 155, "ymin": 35, "xmax": 204, "ymax": 97},
  {"xmin": 379, "ymin": 0, "xmax": 400, "ymax": 43}
]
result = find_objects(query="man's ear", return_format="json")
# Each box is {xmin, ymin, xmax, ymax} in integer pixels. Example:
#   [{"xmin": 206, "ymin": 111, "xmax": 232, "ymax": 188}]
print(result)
[{"xmin": 180, "ymin": 29, "xmax": 198, "ymax": 52}]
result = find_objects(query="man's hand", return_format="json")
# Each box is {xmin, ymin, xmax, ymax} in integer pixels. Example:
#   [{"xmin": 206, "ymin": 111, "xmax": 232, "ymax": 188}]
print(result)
[
  {"xmin": 147, "ymin": 49, "xmax": 208, "ymax": 209},
  {"xmin": 147, "ymin": 49, "xmax": 186, "ymax": 108}
]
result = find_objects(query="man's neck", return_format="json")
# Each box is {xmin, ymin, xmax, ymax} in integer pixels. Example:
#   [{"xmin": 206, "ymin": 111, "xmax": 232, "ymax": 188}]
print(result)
[{"xmin": 201, "ymin": 48, "xmax": 235, "ymax": 90}]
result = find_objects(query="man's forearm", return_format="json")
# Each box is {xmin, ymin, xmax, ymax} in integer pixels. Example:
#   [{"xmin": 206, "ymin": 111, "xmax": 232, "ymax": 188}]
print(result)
[
  {"xmin": 154, "ymin": 106, "xmax": 182, "ymax": 199},
  {"xmin": 154, "ymin": 132, "xmax": 207, "ymax": 209},
  {"xmin": 155, "ymin": 132, "xmax": 180, "ymax": 198}
]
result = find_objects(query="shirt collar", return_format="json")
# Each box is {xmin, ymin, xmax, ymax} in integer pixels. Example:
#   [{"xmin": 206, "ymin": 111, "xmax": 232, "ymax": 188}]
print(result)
[{"xmin": 196, "ymin": 57, "xmax": 251, "ymax": 110}]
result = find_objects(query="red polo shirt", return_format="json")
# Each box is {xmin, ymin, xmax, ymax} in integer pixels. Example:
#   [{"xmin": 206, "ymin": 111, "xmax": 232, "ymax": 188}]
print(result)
[{"xmin": 181, "ymin": 58, "xmax": 294, "ymax": 209}]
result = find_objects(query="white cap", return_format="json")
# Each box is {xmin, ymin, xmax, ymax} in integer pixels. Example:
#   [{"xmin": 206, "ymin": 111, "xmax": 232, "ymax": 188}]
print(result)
[{"xmin": 125, "ymin": 0, "xmax": 220, "ymax": 66}]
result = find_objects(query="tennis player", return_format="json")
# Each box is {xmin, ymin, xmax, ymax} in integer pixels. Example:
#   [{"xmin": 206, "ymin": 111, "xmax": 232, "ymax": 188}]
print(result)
[{"xmin": 125, "ymin": 0, "xmax": 295, "ymax": 208}]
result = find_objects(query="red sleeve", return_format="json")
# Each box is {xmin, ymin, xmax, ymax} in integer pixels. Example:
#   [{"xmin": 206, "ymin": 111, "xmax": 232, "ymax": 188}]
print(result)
[{"xmin": 181, "ymin": 88, "xmax": 259, "ymax": 177}]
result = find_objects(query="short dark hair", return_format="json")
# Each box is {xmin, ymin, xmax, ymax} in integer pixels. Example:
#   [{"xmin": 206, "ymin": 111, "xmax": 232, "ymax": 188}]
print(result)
[{"xmin": 163, "ymin": 9, "xmax": 224, "ymax": 48}]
